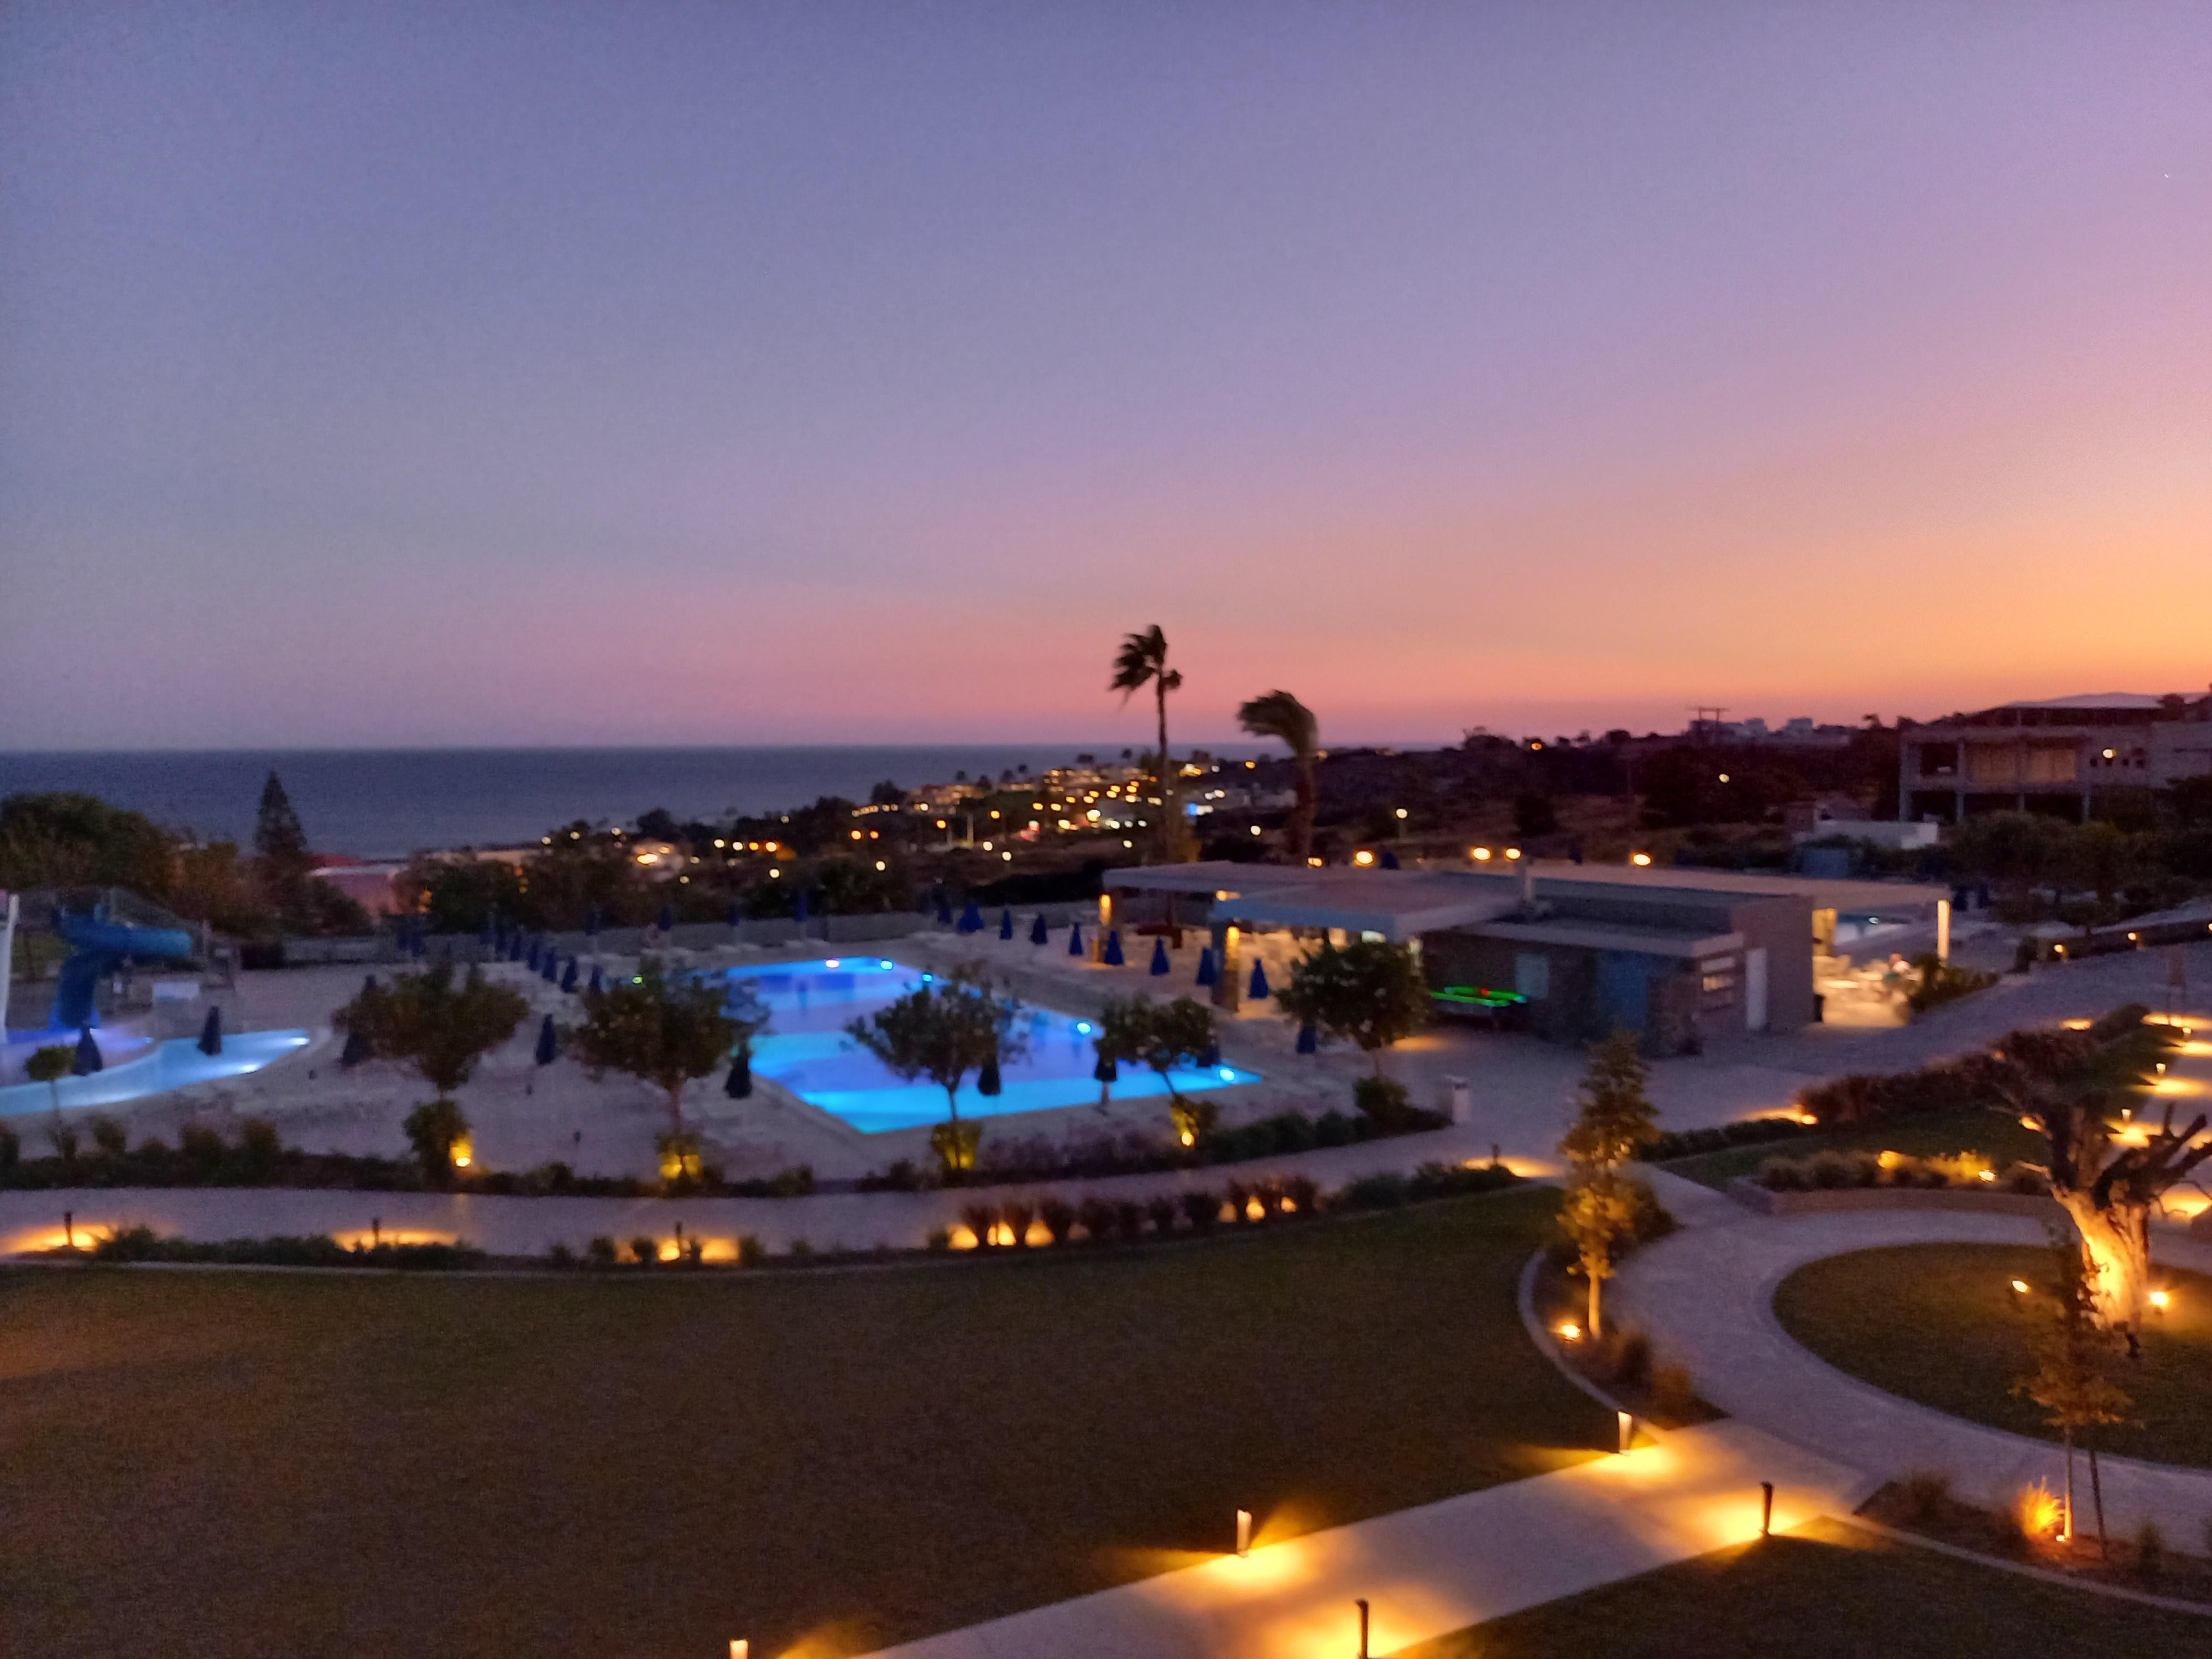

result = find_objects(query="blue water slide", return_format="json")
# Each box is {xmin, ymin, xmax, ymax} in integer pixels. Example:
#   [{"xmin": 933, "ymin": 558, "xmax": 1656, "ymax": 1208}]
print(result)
[{"xmin": 50, "ymin": 908, "xmax": 196, "ymax": 1032}]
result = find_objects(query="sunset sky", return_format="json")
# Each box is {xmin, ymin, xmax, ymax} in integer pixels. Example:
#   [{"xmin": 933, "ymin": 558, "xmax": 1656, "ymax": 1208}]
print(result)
[{"xmin": 4, "ymin": 3, "xmax": 2208, "ymax": 752}]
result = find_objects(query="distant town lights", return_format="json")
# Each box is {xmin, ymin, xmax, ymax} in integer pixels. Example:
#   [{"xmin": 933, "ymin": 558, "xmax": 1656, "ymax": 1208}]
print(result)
[
  {"xmin": 1353, "ymin": 849, "xmax": 1376, "ymax": 867},
  {"xmin": 1472, "ymin": 847, "xmax": 1492, "ymax": 860},
  {"xmin": 1630, "ymin": 852, "xmax": 1653, "ymax": 867},
  {"xmin": 1504, "ymin": 847, "xmax": 1522, "ymax": 860},
  {"xmin": 1393, "ymin": 807, "xmax": 1407, "ymax": 819}
]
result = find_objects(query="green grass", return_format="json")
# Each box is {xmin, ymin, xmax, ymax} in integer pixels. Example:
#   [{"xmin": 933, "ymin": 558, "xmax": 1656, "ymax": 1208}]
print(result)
[
  {"xmin": 1775, "ymin": 1244, "xmax": 2212, "ymax": 1467},
  {"xmin": 1404, "ymin": 1518, "xmax": 2212, "ymax": 1657},
  {"xmin": 1659, "ymin": 1105, "xmax": 2046, "ymax": 1191},
  {"xmin": 0, "ymin": 1187, "xmax": 1601, "ymax": 1659}
]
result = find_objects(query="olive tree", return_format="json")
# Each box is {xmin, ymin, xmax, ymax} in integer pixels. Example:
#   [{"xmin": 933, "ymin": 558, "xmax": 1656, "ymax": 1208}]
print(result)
[
  {"xmin": 335, "ymin": 966, "xmax": 526, "ymax": 1178},
  {"xmin": 1556, "ymin": 1030, "xmax": 1663, "ymax": 1339},
  {"xmin": 845, "ymin": 963, "xmax": 1027, "ymax": 1175},
  {"xmin": 1275, "ymin": 938, "xmax": 1429, "ymax": 1076},
  {"xmin": 565, "ymin": 958, "xmax": 738, "ymax": 1142}
]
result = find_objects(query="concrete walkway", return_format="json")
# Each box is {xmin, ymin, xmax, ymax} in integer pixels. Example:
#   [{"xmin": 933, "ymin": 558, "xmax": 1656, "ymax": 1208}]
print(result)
[
  {"xmin": 853, "ymin": 1421, "xmax": 1870, "ymax": 1659},
  {"xmin": 1615, "ymin": 1198, "xmax": 2212, "ymax": 1539}
]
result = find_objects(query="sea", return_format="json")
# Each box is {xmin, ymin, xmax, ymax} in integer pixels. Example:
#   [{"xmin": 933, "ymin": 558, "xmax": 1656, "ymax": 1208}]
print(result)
[{"xmin": 0, "ymin": 745, "xmax": 1265, "ymax": 861}]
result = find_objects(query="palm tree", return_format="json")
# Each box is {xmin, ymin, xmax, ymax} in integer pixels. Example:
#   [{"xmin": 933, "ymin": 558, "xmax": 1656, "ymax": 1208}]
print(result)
[
  {"xmin": 1110, "ymin": 625, "xmax": 1185, "ymax": 861},
  {"xmin": 1237, "ymin": 690, "xmax": 1318, "ymax": 862}
]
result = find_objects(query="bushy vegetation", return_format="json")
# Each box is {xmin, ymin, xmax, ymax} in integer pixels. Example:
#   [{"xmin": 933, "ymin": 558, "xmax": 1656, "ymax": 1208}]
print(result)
[
  {"xmin": 1793, "ymin": 1003, "xmax": 2152, "ymax": 1128},
  {"xmin": 85, "ymin": 1225, "xmax": 484, "ymax": 1270},
  {"xmin": 1754, "ymin": 1149, "xmax": 2047, "ymax": 1194}
]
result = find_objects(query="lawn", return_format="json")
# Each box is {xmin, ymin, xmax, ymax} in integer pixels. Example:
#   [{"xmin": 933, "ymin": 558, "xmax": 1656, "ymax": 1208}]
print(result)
[
  {"xmin": 0, "ymin": 1186, "xmax": 1601, "ymax": 1659},
  {"xmin": 1774, "ymin": 1243, "xmax": 2212, "ymax": 1467},
  {"xmin": 1658, "ymin": 1105, "xmax": 2046, "ymax": 1191},
  {"xmin": 1404, "ymin": 1517, "xmax": 2212, "ymax": 1657}
]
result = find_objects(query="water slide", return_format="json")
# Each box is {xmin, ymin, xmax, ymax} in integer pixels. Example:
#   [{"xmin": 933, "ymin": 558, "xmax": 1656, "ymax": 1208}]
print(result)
[{"xmin": 50, "ymin": 905, "xmax": 196, "ymax": 1032}]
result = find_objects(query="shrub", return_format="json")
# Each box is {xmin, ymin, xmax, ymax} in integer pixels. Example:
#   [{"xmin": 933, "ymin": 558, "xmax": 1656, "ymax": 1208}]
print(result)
[
  {"xmin": 960, "ymin": 1202, "xmax": 1000, "ymax": 1249},
  {"xmin": 769, "ymin": 1165, "xmax": 816, "ymax": 1197},
  {"xmin": 924, "ymin": 1227, "xmax": 952, "ymax": 1253},
  {"xmin": 629, "ymin": 1235, "xmax": 659, "ymax": 1265},
  {"xmin": 787, "ymin": 1237, "xmax": 814, "ymax": 1260},
  {"xmin": 1180, "ymin": 1189, "xmax": 1219, "ymax": 1234},
  {"xmin": 88, "ymin": 1115, "xmax": 128, "ymax": 1157},
  {"xmin": 1284, "ymin": 1174, "xmax": 1318, "ymax": 1215},
  {"xmin": 546, "ymin": 1241, "xmax": 576, "ymax": 1267},
  {"xmin": 1036, "ymin": 1196, "xmax": 1075, "ymax": 1243},
  {"xmin": 0, "ymin": 1124, "xmax": 18, "ymax": 1170},
  {"xmin": 1001, "ymin": 1200, "xmax": 1036, "ymax": 1247},
  {"xmin": 1352, "ymin": 1074, "xmax": 1415, "ymax": 1129},
  {"xmin": 1807, "ymin": 1150, "xmax": 1875, "ymax": 1190},
  {"xmin": 2135, "ymin": 1520, "xmax": 2166, "ymax": 1583},
  {"xmin": 1606, "ymin": 1328, "xmax": 1652, "ymax": 1387},
  {"xmin": 1338, "ymin": 1171, "xmax": 1410, "ymax": 1211},
  {"xmin": 179, "ymin": 1123, "xmax": 224, "ymax": 1170},
  {"xmin": 1223, "ymin": 1179, "xmax": 1254, "ymax": 1223},
  {"xmin": 48, "ymin": 1121, "xmax": 80, "ymax": 1164},
  {"xmin": 1076, "ymin": 1195, "xmax": 1117, "ymax": 1243},
  {"xmin": 1757, "ymin": 1154, "xmax": 1809, "ymax": 1192},
  {"xmin": 681, "ymin": 1235, "xmax": 705, "ymax": 1264},
  {"xmin": 2010, "ymin": 1480, "xmax": 2063, "ymax": 1548},
  {"xmin": 1115, "ymin": 1199, "xmax": 1147, "ymax": 1239},
  {"xmin": 1900, "ymin": 1470, "xmax": 1954, "ymax": 1525},
  {"xmin": 1649, "ymin": 1361, "xmax": 1697, "ymax": 1424},
  {"xmin": 1145, "ymin": 1194, "xmax": 1179, "ymax": 1235},
  {"xmin": 737, "ymin": 1234, "xmax": 766, "ymax": 1265},
  {"xmin": 586, "ymin": 1235, "xmax": 618, "ymax": 1266}
]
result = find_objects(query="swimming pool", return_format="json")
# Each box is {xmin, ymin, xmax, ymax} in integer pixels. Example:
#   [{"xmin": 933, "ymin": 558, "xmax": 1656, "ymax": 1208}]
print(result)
[
  {"xmin": 723, "ymin": 958, "xmax": 1260, "ymax": 1134},
  {"xmin": 0, "ymin": 1029, "xmax": 314, "ymax": 1118}
]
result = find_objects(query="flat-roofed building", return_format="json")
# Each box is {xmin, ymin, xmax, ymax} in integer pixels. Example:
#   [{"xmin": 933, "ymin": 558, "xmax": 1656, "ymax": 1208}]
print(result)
[
  {"xmin": 1900, "ymin": 689, "xmax": 2212, "ymax": 825},
  {"xmin": 1104, "ymin": 859, "xmax": 1950, "ymax": 1054}
]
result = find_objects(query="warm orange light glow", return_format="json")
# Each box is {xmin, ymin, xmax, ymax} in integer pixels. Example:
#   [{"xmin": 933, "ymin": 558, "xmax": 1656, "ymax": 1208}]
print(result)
[
  {"xmin": 1558, "ymin": 1322, "xmax": 1582, "ymax": 1342},
  {"xmin": 1504, "ymin": 846, "xmax": 1522, "ymax": 860},
  {"xmin": 1353, "ymin": 849, "xmax": 1376, "ymax": 867},
  {"xmin": 2011, "ymin": 1279, "xmax": 2030, "ymax": 1294},
  {"xmin": 1470, "ymin": 846, "xmax": 1492, "ymax": 860},
  {"xmin": 1630, "ymin": 851, "xmax": 1653, "ymax": 867},
  {"xmin": 2150, "ymin": 1289, "xmax": 2171, "ymax": 1311}
]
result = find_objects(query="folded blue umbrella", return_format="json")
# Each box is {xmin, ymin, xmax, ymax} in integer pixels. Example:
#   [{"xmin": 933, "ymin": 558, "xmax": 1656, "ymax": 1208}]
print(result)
[
  {"xmin": 540, "ymin": 952, "xmax": 558, "ymax": 983},
  {"xmin": 1030, "ymin": 913, "xmax": 1049, "ymax": 946},
  {"xmin": 726, "ymin": 900, "xmax": 742, "ymax": 928},
  {"xmin": 198, "ymin": 1005, "xmax": 223, "ymax": 1057},
  {"xmin": 535, "ymin": 1014, "xmax": 559, "ymax": 1066},
  {"xmin": 1067, "ymin": 922, "xmax": 1084, "ymax": 956},
  {"xmin": 999, "ymin": 907, "xmax": 1014, "ymax": 941},
  {"xmin": 1201, "ymin": 1039, "xmax": 1222, "ymax": 1068},
  {"xmin": 72, "ymin": 1026, "xmax": 103, "ymax": 1075},
  {"xmin": 957, "ymin": 900, "xmax": 984, "ymax": 934},
  {"xmin": 1248, "ymin": 959, "xmax": 1271, "ymax": 999},
  {"xmin": 1195, "ymin": 946, "xmax": 1217, "ymax": 987},
  {"xmin": 1380, "ymin": 849, "xmax": 1401, "ymax": 870},
  {"xmin": 1149, "ymin": 937, "xmax": 1170, "ymax": 975},
  {"xmin": 936, "ymin": 898, "xmax": 954, "ymax": 926},
  {"xmin": 1102, "ymin": 929, "xmax": 1125, "ymax": 967},
  {"xmin": 796, "ymin": 890, "xmax": 811, "ymax": 924},
  {"xmin": 588, "ymin": 963, "xmax": 604, "ymax": 993},
  {"xmin": 977, "ymin": 1046, "xmax": 1002, "ymax": 1096},
  {"xmin": 658, "ymin": 904, "xmax": 676, "ymax": 933},
  {"xmin": 560, "ymin": 957, "xmax": 579, "ymax": 993},
  {"xmin": 1296, "ymin": 1020, "xmax": 1318, "ymax": 1055},
  {"xmin": 526, "ymin": 938, "xmax": 541, "ymax": 971}
]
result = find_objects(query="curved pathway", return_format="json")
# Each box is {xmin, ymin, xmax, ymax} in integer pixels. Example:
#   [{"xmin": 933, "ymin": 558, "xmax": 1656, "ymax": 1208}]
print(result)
[{"xmin": 1615, "ymin": 1183, "xmax": 2212, "ymax": 1538}]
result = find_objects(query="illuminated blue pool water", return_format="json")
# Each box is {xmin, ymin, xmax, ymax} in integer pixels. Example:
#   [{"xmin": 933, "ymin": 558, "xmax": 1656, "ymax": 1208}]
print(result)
[
  {"xmin": 0, "ymin": 1029, "xmax": 314, "ymax": 1118},
  {"xmin": 724, "ymin": 958, "xmax": 1260, "ymax": 1133}
]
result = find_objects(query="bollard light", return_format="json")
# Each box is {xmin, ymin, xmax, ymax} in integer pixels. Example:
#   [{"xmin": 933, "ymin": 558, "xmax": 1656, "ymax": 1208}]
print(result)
[
  {"xmin": 1760, "ymin": 1480, "xmax": 1774, "ymax": 1537},
  {"xmin": 1617, "ymin": 1410, "xmax": 1635, "ymax": 1454},
  {"xmin": 1355, "ymin": 1597, "xmax": 1370, "ymax": 1659},
  {"xmin": 731, "ymin": 1642, "xmax": 748, "ymax": 1659},
  {"xmin": 1235, "ymin": 1508, "xmax": 1252, "ymax": 1557}
]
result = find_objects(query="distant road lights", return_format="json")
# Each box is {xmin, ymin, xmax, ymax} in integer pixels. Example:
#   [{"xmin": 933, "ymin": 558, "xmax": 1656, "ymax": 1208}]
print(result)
[
  {"xmin": 2011, "ymin": 1279, "xmax": 2031, "ymax": 1295},
  {"xmin": 1001, "ymin": 851, "xmax": 1013, "ymax": 862},
  {"xmin": 1250, "ymin": 825, "xmax": 1263, "ymax": 836},
  {"xmin": 1353, "ymin": 849, "xmax": 1376, "ymax": 867},
  {"xmin": 1504, "ymin": 847, "xmax": 1522, "ymax": 861},
  {"xmin": 1718, "ymin": 773, "xmax": 1731, "ymax": 783},
  {"xmin": 1471, "ymin": 847, "xmax": 1493, "ymax": 861},
  {"xmin": 874, "ymin": 860, "xmax": 886, "ymax": 872},
  {"xmin": 1630, "ymin": 852, "xmax": 1653, "ymax": 867},
  {"xmin": 1393, "ymin": 807, "xmax": 1408, "ymax": 820}
]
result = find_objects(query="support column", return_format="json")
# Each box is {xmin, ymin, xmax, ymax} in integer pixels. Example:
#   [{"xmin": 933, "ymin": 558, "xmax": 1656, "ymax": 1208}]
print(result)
[
  {"xmin": 1211, "ymin": 922, "xmax": 1242, "ymax": 1014},
  {"xmin": 1936, "ymin": 898, "xmax": 1950, "ymax": 964}
]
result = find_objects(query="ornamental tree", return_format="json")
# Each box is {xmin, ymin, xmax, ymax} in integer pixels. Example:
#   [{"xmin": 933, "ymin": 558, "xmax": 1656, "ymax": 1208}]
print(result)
[
  {"xmin": 335, "ymin": 963, "xmax": 527, "ymax": 1110},
  {"xmin": 565, "ymin": 958, "xmax": 739, "ymax": 1139},
  {"xmin": 1560, "ymin": 1030, "xmax": 1659, "ymax": 1176},
  {"xmin": 844, "ymin": 963, "xmax": 1027, "ymax": 1173},
  {"xmin": 2012, "ymin": 1229, "xmax": 2133, "ymax": 1554},
  {"xmin": 1558, "ymin": 1175, "xmax": 1640, "ymax": 1339},
  {"xmin": 1275, "ymin": 938, "xmax": 1429, "ymax": 1076}
]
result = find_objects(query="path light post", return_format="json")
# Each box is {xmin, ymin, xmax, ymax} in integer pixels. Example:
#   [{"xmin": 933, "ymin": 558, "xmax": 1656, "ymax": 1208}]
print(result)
[
  {"xmin": 1235, "ymin": 1508, "xmax": 1251, "ymax": 1557},
  {"xmin": 1356, "ymin": 1597, "xmax": 1370, "ymax": 1658},
  {"xmin": 1761, "ymin": 1481, "xmax": 1774, "ymax": 1537},
  {"xmin": 731, "ymin": 1641, "xmax": 747, "ymax": 1659},
  {"xmin": 1617, "ymin": 1410, "xmax": 1635, "ymax": 1454}
]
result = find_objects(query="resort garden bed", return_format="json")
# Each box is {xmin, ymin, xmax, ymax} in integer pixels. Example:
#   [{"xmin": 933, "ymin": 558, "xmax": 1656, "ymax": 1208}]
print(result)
[
  {"xmin": 1, "ymin": 1182, "xmax": 1597, "ymax": 1659},
  {"xmin": 1772, "ymin": 1243, "xmax": 2212, "ymax": 1469},
  {"xmin": 1400, "ymin": 1517, "xmax": 2212, "ymax": 1659}
]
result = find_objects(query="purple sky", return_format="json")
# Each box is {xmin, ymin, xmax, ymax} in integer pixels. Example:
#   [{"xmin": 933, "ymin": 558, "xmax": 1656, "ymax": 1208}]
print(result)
[{"xmin": 4, "ymin": 3, "xmax": 2208, "ymax": 750}]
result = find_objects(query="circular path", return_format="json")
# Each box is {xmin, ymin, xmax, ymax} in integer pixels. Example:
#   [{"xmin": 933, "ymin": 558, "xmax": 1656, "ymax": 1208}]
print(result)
[{"xmin": 1614, "ymin": 1182, "xmax": 2212, "ymax": 1539}]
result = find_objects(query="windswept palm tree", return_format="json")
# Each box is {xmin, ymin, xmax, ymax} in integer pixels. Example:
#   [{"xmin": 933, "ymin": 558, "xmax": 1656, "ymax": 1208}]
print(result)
[
  {"xmin": 1110, "ymin": 625, "xmax": 1185, "ymax": 860},
  {"xmin": 1238, "ymin": 690, "xmax": 1319, "ymax": 862}
]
